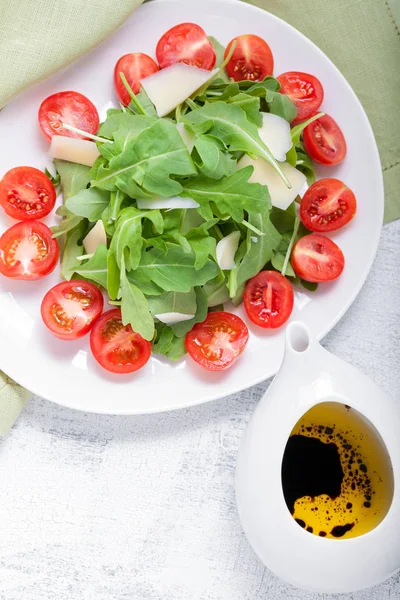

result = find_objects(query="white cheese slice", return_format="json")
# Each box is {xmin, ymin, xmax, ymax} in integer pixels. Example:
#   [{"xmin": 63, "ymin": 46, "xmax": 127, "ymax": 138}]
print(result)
[
  {"xmin": 83, "ymin": 221, "xmax": 107, "ymax": 255},
  {"xmin": 49, "ymin": 135, "xmax": 100, "ymax": 167},
  {"xmin": 258, "ymin": 113, "xmax": 292, "ymax": 162},
  {"xmin": 155, "ymin": 312, "xmax": 195, "ymax": 325},
  {"xmin": 216, "ymin": 231, "xmax": 241, "ymax": 271},
  {"xmin": 136, "ymin": 196, "xmax": 199, "ymax": 210},
  {"xmin": 141, "ymin": 64, "xmax": 218, "ymax": 117},
  {"xmin": 176, "ymin": 122, "xmax": 196, "ymax": 153},
  {"xmin": 237, "ymin": 155, "xmax": 306, "ymax": 211}
]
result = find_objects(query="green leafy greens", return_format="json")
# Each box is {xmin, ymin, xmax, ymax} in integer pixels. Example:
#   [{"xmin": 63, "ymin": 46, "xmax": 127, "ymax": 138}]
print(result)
[{"xmin": 52, "ymin": 57, "xmax": 317, "ymax": 360}]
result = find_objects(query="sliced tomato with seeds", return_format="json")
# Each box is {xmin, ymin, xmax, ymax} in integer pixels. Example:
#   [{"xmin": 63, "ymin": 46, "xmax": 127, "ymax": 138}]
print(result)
[
  {"xmin": 90, "ymin": 309, "xmax": 151, "ymax": 374},
  {"xmin": 185, "ymin": 312, "xmax": 248, "ymax": 371},
  {"xmin": 300, "ymin": 178, "xmax": 357, "ymax": 233},
  {"xmin": 277, "ymin": 72, "xmax": 324, "ymax": 125},
  {"xmin": 244, "ymin": 271, "xmax": 294, "ymax": 329},
  {"xmin": 156, "ymin": 23, "xmax": 216, "ymax": 70},
  {"xmin": 0, "ymin": 166, "xmax": 56, "ymax": 221},
  {"xmin": 114, "ymin": 53, "xmax": 159, "ymax": 105},
  {"xmin": 38, "ymin": 91, "xmax": 100, "ymax": 141},
  {"xmin": 41, "ymin": 280, "xmax": 104, "ymax": 340},
  {"xmin": 303, "ymin": 114, "xmax": 347, "ymax": 165},
  {"xmin": 0, "ymin": 221, "xmax": 59, "ymax": 280},
  {"xmin": 291, "ymin": 234, "xmax": 345, "ymax": 282},
  {"xmin": 224, "ymin": 34, "xmax": 274, "ymax": 81}
]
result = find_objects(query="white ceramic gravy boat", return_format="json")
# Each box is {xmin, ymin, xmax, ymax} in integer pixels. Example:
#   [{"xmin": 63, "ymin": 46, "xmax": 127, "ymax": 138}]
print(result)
[{"xmin": 236, "ymin": 321, "xmax": 400, "ymax": 594}]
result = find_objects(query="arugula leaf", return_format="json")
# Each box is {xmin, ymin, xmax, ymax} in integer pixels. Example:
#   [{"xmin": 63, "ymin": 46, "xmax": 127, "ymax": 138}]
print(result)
[
  {"xmin": 271, "ymin": 250, "xmax": 296, "ymax": 278},
  {"xmin": 193, "ymin": 135, "xmax": 236, "ymax": 180},
  {"xmin": 51, "ymin": 205, "xmax": 83, "ymax": 238},
  {"xmin": 203, "ymin": 279, "xmax": 230, "ymax": 307},
  {"xmin": 148, "ymin": 289, "xmax": 197, "ymax": 317},
  {"xmin": 170, "ymin": 287, "xmax": 208, "ymax": 337},
  {"xmin": 60, "ymin": 220, "xmax": 87, "ymax": 281},
  {"xmin": 128, "ymin": 90, "xmax": 157, "ymax": 116},
  {"xmin": 295, "ymin": 143, "xmax": 316, "ymax": 185},
  {"xmin": 233, "ymin": 208, "xmax": 281, "ymax": 302},
  {"xmin": 107, "ymin": 249, "xmax": 120, "ymax": 300},
  {"xmin": 226, "ymin": 93, "xmax": 262, "ymax": 126},
  {"xmin": 98, "ymin": 112, "xmax": 152, "ymax": 140},
  {"xmin": 65, "ymin": 187, "xmax": 110, "ymax": 221},
  {"xmin": 133, "ymin": 246, "xmax": 219, "ymax": 293},
  {"xmin": 286, "ymin": 112, "xmax": 324, "ymax": 166},
  {"xmin": 45, "ymin": 167, "xmax": 60, "ymax": 188},
  {"xmin": 120, "ymin": 265, "xmax": 154, "ymax": 341},
  {"xmin": 186, "ymin": 222, "xmax": 217, "ymax": 270},
  {"xmin": 54, "ymin": 160, "xmax": 91, "ymax": 199},
  {"xmin": 242, "ymin": 79, "xmax": 297, "ymax": 122},
  {"xmin": 93, "ymin": 118, "xmax": 197, "ymax": 197},
  {"xmin": 182, "ymin": 101, "xmax": 289, "ymax": 184},
  {"xmin": 152, "ymin": 324, "xmax": 187, "ymax": 361},
  {"xmin": 181, "ymin": 167, "xmax": 268, "ymax": 222},
  {"xmin": 74, "ymin": 244, "xmax": 108, "ymax": 288},
  {"xmin": 110, "ymin": 207, "xmax": 163, "ymax": 271},
  {"xmin": 301, "ymin": 280, "xmax": 318, "ymax": 292},
  {"xmin": 127, "ymin": 271, "xmax": 164, "ymax": 296},
  {"xmin": 209, "ymin": 36, "xmax": 230, "ymax": 83}
]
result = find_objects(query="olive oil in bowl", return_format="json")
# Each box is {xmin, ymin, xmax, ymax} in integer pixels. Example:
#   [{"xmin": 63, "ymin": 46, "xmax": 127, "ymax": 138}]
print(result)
[{"xmin": 282, "ymin": 402, "xmax": 394, "ymax": 539}]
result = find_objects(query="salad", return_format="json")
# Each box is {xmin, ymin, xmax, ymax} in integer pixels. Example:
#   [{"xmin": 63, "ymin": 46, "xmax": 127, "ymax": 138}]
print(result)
[{"xmin": 0, "ymin": 23, "xmax": 357, "ymax": 375}]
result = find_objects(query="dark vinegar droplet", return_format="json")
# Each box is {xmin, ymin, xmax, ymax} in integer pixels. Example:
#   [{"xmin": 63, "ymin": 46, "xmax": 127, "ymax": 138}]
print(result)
[
  {"xmin": 319, "ymin": 531, "xmax": 327, "ymax": 537},
  {"xmin": 306, "ymin": 526, "xmax": 313, "ymax": 533},
  {"xmin": 364, "ymin": 501, "xmax": 371, "ymax": 508},
  {"xmin": 331, "ymin": 523, "xmax": 354, "ymax": 538},
  {"xmin": 346, "ymin": 502, "xmax": 353, "ymax": 509},
  {"xmin": 282, "ymin": 435, "xmax": 344, "ymax": 514},
  {"xmin": 295, "ymin": 519, "xmax": 306, "ymax": 528}
]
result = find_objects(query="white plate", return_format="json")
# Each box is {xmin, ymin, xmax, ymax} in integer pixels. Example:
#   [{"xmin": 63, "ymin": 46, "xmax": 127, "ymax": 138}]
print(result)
[{"xmin": 0, "ymin": 0, "xmax": 383, "ymax": 414}]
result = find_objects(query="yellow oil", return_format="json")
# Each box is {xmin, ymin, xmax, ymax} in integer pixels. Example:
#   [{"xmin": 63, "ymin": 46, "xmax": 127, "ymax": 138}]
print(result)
[{"xmin": 281, "ymin": 402, "xmax": 394, "ymax": 539}]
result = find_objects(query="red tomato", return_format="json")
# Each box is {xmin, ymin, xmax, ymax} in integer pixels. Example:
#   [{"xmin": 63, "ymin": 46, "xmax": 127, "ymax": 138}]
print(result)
[
  {"xmin": 244, "ymin": 271, "xmax": 294, "ymax": 329},
  {"xmin": 303, "ymin": 114, "xmax": 347, "ymax": 165},
  {"xmin": 0, "ymin": 166, "xmax": 56, "ymax": 221},
  {"xmin": 300, "ymin": 178, "xmax": 357, "ymax": 233},
  {"xmin": 277, "ymin": 72, "xmax": 324, "ymax": 125},
  {"xmin": 38, "ymin": 91, "xmax": 100, "ymax": 141},
  {"xmin": 291, "ymin": 234, "xmax": 345, "ymax": 282},
  {"xmin": 41, "ymin": 280, "xmax": 104, "ymax": 340},
  {"xmin": 114, "ymin": 53, "xmax": 159, "ymax": 105},
  {"xmin": 224, "ymin": 34, "xmax": 274, "ymax": 82},
  {"xmin": 185, "ymin": 312, "xmax": 248, "ymax": 371},
  {"xmin": 90, "ymin": 309, "xmax": 151, "ymax": 374},
  {"xmin": 156, "ymin": 23, "xmax": 216, "ymax": 70},
  {"xmin": 0, "ymin": 221, "xmax": 59, "ymax": 280}
]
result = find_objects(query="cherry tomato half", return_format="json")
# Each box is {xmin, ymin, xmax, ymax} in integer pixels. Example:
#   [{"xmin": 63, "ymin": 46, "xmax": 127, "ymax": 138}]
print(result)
[
  {"xmin": 185, "ymin": 311, "xmax": 248, "ymax": 371},
  {"xmin": 114, "ymin": 53, "xmax": 159, "ymax": 105},
  {"xmin": 224, "ymin": 34, "xmax": 274, "ymax": 82},
  {"xmin": 303, "ymin": 114, "xmax": 347, "ymax": 165},
  {"xmin": 156, "ymin": 23, "xmax": 216, "ymax": 70},
  {"xmin": 0, "ymin": 221, "xmax": 59, "ymax": 280},
  {"xmin": 41, "ymin": 280, "xmax": 104, "ymax": 340},
  {"xmin": 38, "ymin": 91, "xmax": 100, "ymax": 141},
  {"xmin": 277, "ymin": 72, "xmax": 324, "ymax": 125},
  {"xmin": 291, "ymin": 234, "xmax": 345, "ymax": 282},
  {"xmin": 300, "ymin": 178, "xmax": 357, "ymax": 233},
  {"xmin": 90, "ymin": 309, "xmax": 151, "ymax": 374},
  {"xmin": 244, "ymin": 271, "xmax": 294, "ymax": 329},
  {"xmin": 0, "ymin": 166, "xmax": 56, "ymax": 221}
]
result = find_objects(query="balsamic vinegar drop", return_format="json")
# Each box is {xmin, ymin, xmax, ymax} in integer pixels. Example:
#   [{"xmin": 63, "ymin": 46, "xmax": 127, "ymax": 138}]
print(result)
[{"xmin": 281, "ymin": 402, "xmax": 394, "ymax": 539}]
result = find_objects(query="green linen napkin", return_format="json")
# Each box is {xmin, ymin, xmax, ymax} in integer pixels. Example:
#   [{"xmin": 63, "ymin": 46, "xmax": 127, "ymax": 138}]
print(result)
[
  {"xmin": 0, "ymin": 373, "xmax": 31, "ymax": 436},
  {"xmin": 0, "ymin": 0, "xmax": 399, "ymax": 433}
]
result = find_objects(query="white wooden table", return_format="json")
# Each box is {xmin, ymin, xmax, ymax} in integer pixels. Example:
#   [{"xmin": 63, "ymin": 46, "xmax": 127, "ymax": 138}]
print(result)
[{"xmin": 0, "ymin": 220, "xmax": 399, "ymax": 600}]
